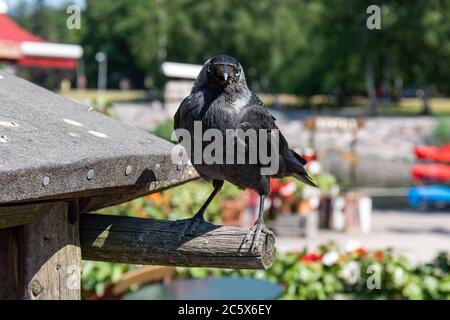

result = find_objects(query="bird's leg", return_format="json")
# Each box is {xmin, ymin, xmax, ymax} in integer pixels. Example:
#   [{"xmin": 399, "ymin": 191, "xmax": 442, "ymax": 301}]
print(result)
[
  {"xmin": 177, "ymin": 180, "xmax": 223, "ymax": 240},
  {"xmin": 242, "ymin": 194, "xmax": 274, "ymax": 252}
]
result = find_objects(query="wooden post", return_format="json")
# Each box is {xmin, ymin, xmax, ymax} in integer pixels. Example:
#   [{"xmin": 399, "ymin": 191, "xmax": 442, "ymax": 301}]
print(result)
[
  {"xmin": 0, "ymin": 202, "xmax": 82, "ymax": 300},
  {"xmin": 0, "ymin": 228, "xmax": 19, "ymax": 299},
  {"xmin": 81, "ymin": 214, "xmax": 276, "ymax": 270},
  {"xmin": 19, "ymin": 202, "xmax": 81, "ymax": 299}
]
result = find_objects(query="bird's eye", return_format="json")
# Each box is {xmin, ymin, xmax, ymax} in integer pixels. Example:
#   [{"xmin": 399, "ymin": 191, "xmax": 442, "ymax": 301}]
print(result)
[
  {"xmin": 236, "ymin": 70, "xmax": 240, "ymax": 76},
  {"xmin": 207, "ymin": 66, "xmax": 211, "ymax": 73}
]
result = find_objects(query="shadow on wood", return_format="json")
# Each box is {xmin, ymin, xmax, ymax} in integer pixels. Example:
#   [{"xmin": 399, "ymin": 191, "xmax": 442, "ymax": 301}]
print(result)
[{"xmin": 80, "ymin": 214, "xmax": 276, "ymax": 270}]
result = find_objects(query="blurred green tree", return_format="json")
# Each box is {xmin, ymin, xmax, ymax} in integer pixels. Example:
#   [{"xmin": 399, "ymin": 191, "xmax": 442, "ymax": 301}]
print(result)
[{"xmin": 8, "ymin": 0, "xmax": 450, "ymax": 111}]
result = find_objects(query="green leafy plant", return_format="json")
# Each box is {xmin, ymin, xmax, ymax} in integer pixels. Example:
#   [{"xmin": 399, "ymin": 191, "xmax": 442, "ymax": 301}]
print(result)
[
  {"xmin": 432, "ymin": 116, "xmax": 450, "ymax": 146},
  {"xmin": 175, "ymin": 243, "xmax": 450, "ymax": 300},
  {"xmin": 151, "ymin": 119, "xmax": 175, "ymax": 142}
]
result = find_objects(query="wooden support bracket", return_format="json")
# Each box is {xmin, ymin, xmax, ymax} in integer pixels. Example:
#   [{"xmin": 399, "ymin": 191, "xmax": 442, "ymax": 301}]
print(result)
[{"xmin": 80, "ymin": 214, "xmax": 276, "ymax": 270}]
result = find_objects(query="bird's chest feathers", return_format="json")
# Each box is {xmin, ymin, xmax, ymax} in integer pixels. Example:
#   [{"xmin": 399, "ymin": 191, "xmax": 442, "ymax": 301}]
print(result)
[
  {"xmin": 229, "ymin": 93, "xmax": 251, "ymax": 110},
  {"xmin": 204, "ymin": 95, "xmax": 247, "ymax": 129}
]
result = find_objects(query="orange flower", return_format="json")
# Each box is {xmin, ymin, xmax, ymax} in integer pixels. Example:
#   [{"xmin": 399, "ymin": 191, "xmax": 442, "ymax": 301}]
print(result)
[
  {"xmin": 145, "ymin": 192, "xmax": 170, "ymax": 206},
  {"xmin": 374, "ymin": 250, "xmax": 384, "ymax": 261},
  {"xmin": 137, "ymin": 209, "xmax": 147, "ymax": 218}
]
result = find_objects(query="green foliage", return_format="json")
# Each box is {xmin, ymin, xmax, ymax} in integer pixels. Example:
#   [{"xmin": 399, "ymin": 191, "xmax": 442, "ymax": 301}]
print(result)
[
  {"xmin": 176, "ymin": 245, "xmax": 450, "ymax": 300},
  {"xmin": 432, "ymin": 116, "xmax": 450, "ymax": 146},
  {"xmin": 12, "ymin": 0, "xmax": 450, "ymax": 97},
  {"xmin": 81, "ymin": 261, "xmax": 133, "ymax": 297},
  {"xmin": 151, "ymin": 119, "xmax": 175, "ymax": 142},
  {"xmin": 96, "ymin": 179, "xmax": 243, "ymax": 222}
]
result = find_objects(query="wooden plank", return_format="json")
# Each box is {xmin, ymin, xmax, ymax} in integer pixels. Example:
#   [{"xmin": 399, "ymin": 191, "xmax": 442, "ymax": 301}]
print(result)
[
  {"xmin": 80, "ymin": 214, "xmax": 276, "ymax": 270},
  {"xmin": 0, "ymin": 73, "xmax": 197, "ymax": 205},
  {"xmin": 78, "ymin": 169, "xmax": 198, "ymax": 213},
  {"xmin": 0, "ymin": 164, "xmax": 196, "ymax": 226},
  {"xmin": 0, "ymin": 228, "xmax": 19, "ymax": 299},
  {"xmin": 0, "ymin": 203, "xmax": 55, "ymax": 229},
  {"xmin": 19, "ymin": 202, "xmax": 81, "ymax": 299}
]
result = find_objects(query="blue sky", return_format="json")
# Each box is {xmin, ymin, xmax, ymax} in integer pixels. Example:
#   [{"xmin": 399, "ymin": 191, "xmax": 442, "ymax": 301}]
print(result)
[{"xmin": 5, "ymin": 0, "xmax": 86, "ymax": 10}]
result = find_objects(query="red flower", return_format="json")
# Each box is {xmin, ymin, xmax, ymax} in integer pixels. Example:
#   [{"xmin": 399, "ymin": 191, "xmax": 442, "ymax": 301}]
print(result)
[
  {"xmin": 374, "ymin": 250, "xmax": 384, "ymax": 261},
  {"xmin": 301, "ymin": 252, "xmax": 322, "ymax": 263},
  {"xmin": 356, "ymin": 247, "xmax": 366, "ymax": 256}
]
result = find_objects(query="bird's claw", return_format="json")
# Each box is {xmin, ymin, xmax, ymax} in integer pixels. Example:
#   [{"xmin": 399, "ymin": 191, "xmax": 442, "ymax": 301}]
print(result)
[
  {"xmin": 242, "ymin": 221, "xmax": 274, "ymax": 252},
  {"xmin": 176, "ymin": 214, "xmax": 205, "ymax": 241}
]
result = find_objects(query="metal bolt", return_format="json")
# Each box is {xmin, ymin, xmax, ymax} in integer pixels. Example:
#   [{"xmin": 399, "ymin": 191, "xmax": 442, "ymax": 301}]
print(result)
[
  {"xmin": 42, "ymin": 176, "xmax": 50, "ymax": 186},
  {"xmin": 87, "ymin": 169, "xmax": 95, "ymax": 180},
  {"xmin": 125, "ymin": 165, "xmax": 133, "ymax": 176}
]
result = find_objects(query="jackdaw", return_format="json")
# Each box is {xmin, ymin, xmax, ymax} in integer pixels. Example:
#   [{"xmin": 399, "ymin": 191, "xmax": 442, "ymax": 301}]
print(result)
[{"xmin": 174, "ymin": 54, "xmax": 316, "ymax": 251}]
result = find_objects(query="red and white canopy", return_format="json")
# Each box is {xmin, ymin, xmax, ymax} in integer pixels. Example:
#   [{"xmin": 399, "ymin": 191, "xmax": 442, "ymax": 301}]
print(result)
[{"xmin": 0, "ymin": 12, "xmax": 82, "ymax": 70}]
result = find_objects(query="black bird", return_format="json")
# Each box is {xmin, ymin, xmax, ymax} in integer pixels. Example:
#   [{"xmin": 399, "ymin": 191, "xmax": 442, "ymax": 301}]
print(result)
[{"xmin": 174, "ymin": 55, "xmax": 316, "ymax": 251}]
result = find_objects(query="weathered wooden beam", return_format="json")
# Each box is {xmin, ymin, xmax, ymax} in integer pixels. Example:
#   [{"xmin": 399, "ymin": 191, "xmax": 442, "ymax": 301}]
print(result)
[
  {"xmin": 0, "ymin": 202, "xmax": 56, "ymax": 229},
  {"xmin": 80, "ymin": 214, "xmax": 276, "ymax": 270},
  {"xmin": 18, "ymin": 202, "xmax": 81, "ymax": 299},
  {"xmin": 0, "ymin": 202, "xmax": 81, "ymax": 299},
  {"xmin": 0, "ymin": 227, "xmax": 19, "ymax": 299},
  {"xmin": 0, "ymin": 164, "xmax": 197, "ymax": 229},
  {"xmin": 78, "ymin": 168, "xmax": 198, "ymax": 213},
  {"xmin": 0, "ymin": 72, "xmax": 198, "ymax": 206}
]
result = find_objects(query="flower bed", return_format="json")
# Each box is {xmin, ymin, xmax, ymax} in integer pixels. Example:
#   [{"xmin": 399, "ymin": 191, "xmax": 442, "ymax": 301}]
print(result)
[{"xmin": 176, "ymin": 243, "xmax": 450, "ymax": 300}]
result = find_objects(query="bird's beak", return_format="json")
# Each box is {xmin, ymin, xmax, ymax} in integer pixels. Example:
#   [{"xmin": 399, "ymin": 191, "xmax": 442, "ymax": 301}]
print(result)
[{"xmin": 222, "ymin": 66, "xmax": 229, "ymax": 81}]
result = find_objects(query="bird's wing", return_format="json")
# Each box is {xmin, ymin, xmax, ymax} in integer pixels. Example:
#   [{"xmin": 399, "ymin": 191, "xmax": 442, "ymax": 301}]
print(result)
[
  {"xmin": 174, "ymin": 91, "xmax": 204, "ymax": 131},
  {"xmin": 238, "ymin": 95, "xmax": 316, "ymax": 187},
  {"xmin": 238, "ymin": 94, "xmax": 290, "ymax": 157},
  {"xmin": 174, "ymin": 96, "xmax": 190, "ymax": 131}
]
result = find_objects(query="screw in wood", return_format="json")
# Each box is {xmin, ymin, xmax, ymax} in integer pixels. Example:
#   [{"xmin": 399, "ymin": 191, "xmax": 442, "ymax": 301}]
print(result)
[
  {"xmin": 42, "ymin": 176, "xmax": 50, "ymax": 186},
  {"xmin": 125, "ymin": 165, "xmax": 133, "ymax": 176},
  {"xmin": 87, "ymin": 169, "xmax": 95, "ymax": 180}
]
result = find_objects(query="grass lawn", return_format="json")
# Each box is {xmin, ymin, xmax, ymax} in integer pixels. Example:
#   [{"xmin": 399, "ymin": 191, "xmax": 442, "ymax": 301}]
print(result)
[
  {"xmin": 60, "ymin": 89, "xmax": 147, "ymax": 103},
  {"xmin": 383, "ymin": 98, "xmax": 450, "ymax": 116}
]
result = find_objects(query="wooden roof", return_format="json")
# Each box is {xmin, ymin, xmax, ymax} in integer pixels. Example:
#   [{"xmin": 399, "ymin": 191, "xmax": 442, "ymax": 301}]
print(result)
[{"xmin": 0, "ymin": 72, "xmax": 197, "ymax": 209}]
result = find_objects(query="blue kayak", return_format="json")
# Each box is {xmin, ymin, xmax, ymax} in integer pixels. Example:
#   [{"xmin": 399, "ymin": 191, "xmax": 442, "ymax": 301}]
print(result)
[{"xmin": 408, "ymin": 185, "xmax": 450, "ymax": 208}]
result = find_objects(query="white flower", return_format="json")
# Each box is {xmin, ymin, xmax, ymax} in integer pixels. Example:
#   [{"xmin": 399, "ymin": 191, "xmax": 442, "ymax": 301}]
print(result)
[
  {"xmin": 342, "ymin": 261, "xmax": 361, "ymax": 285},
  {"xmin": 308, "ymin": 160, "xmax": 321, "ymax": 175},
  {"xmin": 279, "ymin": 182, "xmax": 296, "ymax": 197},
  {"xmin": 345, "ymin": 240, "xmax": 362, "ymax": 253},
  {"xmin": 322, "ymin": 251, "xmax": 339, "ymax": 266}
]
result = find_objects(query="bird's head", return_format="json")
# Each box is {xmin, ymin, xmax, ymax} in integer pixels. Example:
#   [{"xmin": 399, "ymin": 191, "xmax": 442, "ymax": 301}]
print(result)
[{"xmin": 193, "ymin": 55, "xmax": 246, "ymax": 92}]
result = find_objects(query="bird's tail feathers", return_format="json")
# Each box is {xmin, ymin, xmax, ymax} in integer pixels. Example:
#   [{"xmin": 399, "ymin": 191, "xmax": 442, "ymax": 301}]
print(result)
[
  {"xmin": 285, "ymin": 152, "xmax": 318, "ymax": 188},
  {"xmin": 291, "ymin": 149, "xmax": 307, "ymax": 165},
  {"xmin": 292, "ymin": 172, "xmax": 318, "ymax": 188}
]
